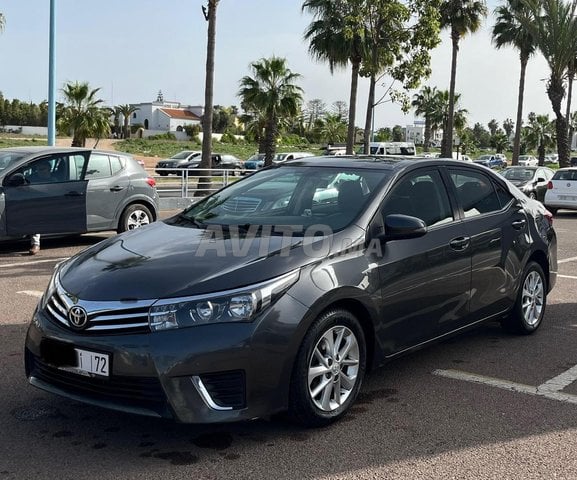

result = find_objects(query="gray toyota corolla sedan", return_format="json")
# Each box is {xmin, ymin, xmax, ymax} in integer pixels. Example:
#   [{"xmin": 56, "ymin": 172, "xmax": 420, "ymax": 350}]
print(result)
[
  {"xmin": 25, "ymin": 156, "xmax": 557, "ymax": 427},
  {"xmin": 0, "ymin": 147, "xmax": 159, "ymax": 241}
]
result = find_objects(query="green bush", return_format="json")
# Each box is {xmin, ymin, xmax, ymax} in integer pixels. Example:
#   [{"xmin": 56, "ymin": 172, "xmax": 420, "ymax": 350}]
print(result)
[
  {"xmin": 220, "ymin": 132, "xmax": 238, "ymax": 144},
  {"xmin": 147, "ymin": 132, "xmax": 177, "ymax": 141}
]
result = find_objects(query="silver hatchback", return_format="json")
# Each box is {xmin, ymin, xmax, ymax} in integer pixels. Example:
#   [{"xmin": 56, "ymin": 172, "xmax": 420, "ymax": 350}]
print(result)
[{"xmin": 0, "ymin": 147, "xmax": 159, "ymax": 241}]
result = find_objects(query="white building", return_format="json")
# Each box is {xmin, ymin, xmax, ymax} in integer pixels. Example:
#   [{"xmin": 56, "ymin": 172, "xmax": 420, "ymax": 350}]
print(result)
[
  {"xmin": 405, "ymin": 120, "xmax": 443, "ymax": 146},
  {"xmin": 130, "ymin": 93, "xmax": 203, "ymax": 132}
]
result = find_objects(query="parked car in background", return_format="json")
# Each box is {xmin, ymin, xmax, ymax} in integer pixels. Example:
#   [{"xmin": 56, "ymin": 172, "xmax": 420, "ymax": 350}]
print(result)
[
  {"xmin": 474, "ymin": 154, "xmax": 507, "ymax": 169},
  {"xmin": 545, "ymin": 153, "xmax": 558, "ymax": 164},
  {"xmin": 570, "ymin": 157, "xmax": 577, "ymax": 167},
  {"xmin": 176, "ymin": 153, "xmax": 244, "ymax": 176},
  {"xmin": 518, "ymin": 155, "xmax": 538, "ymax": 167},
  {"xmin": 500, "ymin": 166, "xmax": 554, "ymax": 201},
  {"xmin": 0, "ymin": 147, "xmax": 159, "ymax": 241},
  {"xmin": 25, "ymin": 156, "xmax": 556, "ymax": 427},
  {"xmin": 155, "ymin": 150, "xmax": 201, "ymax": 176},
  {"xmin": 544, "ymin": 167, "xmax": 577, "ymax": 213},
  {"xmin": 244, "ymin": 152, "xmax": 315, "ymax": 172}
]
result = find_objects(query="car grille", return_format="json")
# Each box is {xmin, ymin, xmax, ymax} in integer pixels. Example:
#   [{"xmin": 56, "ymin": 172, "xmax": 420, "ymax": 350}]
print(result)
[
  {"xmin": 44, "ymin": 279, "xmax": 154, "ymax": 335},
  {"xmin": 199, "ymin": 370, "xmax": 246, "ymax": 409},
  {"xmin": 222, "ymin": 196, "xmax": 261, "ymax": 213},
  {"xmin": 27, "ymin": 350, "xmax": 168, "ymax": 412}
]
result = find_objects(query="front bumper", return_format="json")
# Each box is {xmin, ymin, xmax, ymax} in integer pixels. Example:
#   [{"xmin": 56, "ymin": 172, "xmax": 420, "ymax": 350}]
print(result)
[{"xmin": 25, "ymin": 294, "xmax": 309, "ymax": 423}]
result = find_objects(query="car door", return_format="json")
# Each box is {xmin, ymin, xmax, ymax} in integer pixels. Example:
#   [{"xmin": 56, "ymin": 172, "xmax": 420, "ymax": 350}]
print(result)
[
  {"xmin": 84, "ymin": 153, "xmax": 130, "ymax": 230},
  {"xmin": 3, "ymin": 152, "xmax": 89, "ymax": 236},
  {"xmin": 370, "ymin": 167, "xmax": 472, "ymax": 352},
  {"xmin": 446, "ymin": 168, "xmax": 527, "ymax": 322},
  {"xmin": 534, "ymin": 168, "xmax": 551, "ymax": 201}
]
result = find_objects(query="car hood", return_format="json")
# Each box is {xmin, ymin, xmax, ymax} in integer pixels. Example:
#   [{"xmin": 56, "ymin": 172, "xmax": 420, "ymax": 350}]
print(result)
[{"xmin": 59, "ymin": 221, "xmax": 363, "ymax": 301}]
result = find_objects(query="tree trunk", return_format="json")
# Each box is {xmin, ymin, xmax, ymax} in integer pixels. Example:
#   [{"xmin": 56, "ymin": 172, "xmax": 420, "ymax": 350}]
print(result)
[
  {"xmin": 442, "ymin": 31, "xmax": 459, "ymax": 159},
  {"xmin": 263, "ymin": 116, "xmax": 277, "ymax": 167},
  {"xmin": 566, "ymin": 67, "xmax": 575, "ymax": 139},
  {"xmin": 548, "ymin": 77, "xmax": 570, "ymax": 167},
  {"xmin": 196, "ymin": 0, "xmax": 219, "ymax": 197},
  {"xmin": 363, "ymin": 73, "xmax": 376, "ymax": 155},
  {"xmin": 538, "ymin": 143, "xmax": 545, "ymax": 166},
  {"xmin": 346, "ymin": 58, "xmax": 360, "ymax": 155},
  {"xmin": 512, "ymin": 54, "xmax": 528, "ymax": 166}
]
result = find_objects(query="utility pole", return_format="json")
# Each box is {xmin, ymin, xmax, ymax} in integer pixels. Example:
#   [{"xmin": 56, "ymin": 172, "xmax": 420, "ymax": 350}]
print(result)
[{"xmin": 47, "ymin": 0, "xmax": 56, "ymax": 146}]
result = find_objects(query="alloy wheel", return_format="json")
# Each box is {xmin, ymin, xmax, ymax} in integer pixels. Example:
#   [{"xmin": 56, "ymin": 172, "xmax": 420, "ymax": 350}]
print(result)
[
  {"xmin": 522, "ymin": 270, "xmax": 544, "ymax": 326},
  {"xmin": 127, "ymin": 209, "xmax": 150, "ymax": 230}
]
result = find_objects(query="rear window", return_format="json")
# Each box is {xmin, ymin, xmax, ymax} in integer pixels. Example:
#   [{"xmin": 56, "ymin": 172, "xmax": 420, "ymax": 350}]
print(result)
[{"xmin": 552, "ymin": 170, "xmax": 577, "ymax": 181}]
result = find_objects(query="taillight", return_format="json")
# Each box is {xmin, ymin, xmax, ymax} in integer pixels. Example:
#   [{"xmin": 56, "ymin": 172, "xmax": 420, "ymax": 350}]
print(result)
[
  {"xmin": 146, "ymin": 177, "xmax": 156, "ymax": 187},
  {"xmin": 547, "ymin": 181, "xmax": 553, "ymax": 189},
  {"xmin": 544, "ymin": 209, "xmax": 554, "ymax": 225}
]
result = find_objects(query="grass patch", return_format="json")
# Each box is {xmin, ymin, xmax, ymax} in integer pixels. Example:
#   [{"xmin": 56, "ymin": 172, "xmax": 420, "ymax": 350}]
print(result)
[{"xmin": 0, "ymin": 138, "xmax": 48, "ymax": 147}]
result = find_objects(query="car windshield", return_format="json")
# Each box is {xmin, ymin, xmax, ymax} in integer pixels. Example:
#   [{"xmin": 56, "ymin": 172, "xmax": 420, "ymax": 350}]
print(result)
[
  {"xmin": 477, "ymin": 155, "xmax": 491, "ymax": 160},
  {"xmin": 0, "ymin": 151, "xmax": 27, "ymax": 173},
  {"xmin": 274, "ymin": 154, "xmax": 288, "ymax": 161},
  {"xmin": 247, "ymin": 154, "xmax": 265, "ymax": 162},
  {"xmin": 171, "ymin": 166, "xmax": 389, "ymax": 234},
  {"xmin": 171, "ymin": 151, "xmax": 198, "ymax": 160},
  {"xmin": 502, "ymin": 168, "xmax": 535, "ymax": 181}
]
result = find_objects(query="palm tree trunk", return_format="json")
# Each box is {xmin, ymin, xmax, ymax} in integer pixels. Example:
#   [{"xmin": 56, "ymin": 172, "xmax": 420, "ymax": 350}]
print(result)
[
  {"xmin": 346, "ymin": 58, "xmax": 360, "ymax": 155},
  {"xmin": 512, "ymin": 55, "xmax": 528, "ymax": 166},
  {"xmin": 548, "ymin": 77, "xmax": 570, "ymax": 167},
  {"xmin": 565, "ymin": 67, "xmax": 574, "ymax": 142},
  {"xmin": 442, "ymin": 31, "xmax": 459, "ymax": 159},
  {"xmin": 196, "ymin": 0, "xmax": 219, "ymax": 198},
  {"xmin": 363, "ymin": 73, "xmax": 376, "ymax": 155},
  {"xmin": 264, "ymin": 116, "xmax": 277, "ymax": 166}
]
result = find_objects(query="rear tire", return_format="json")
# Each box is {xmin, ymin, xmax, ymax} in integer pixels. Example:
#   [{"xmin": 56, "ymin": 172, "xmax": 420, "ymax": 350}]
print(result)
[
  {"xmin": 502, "ymin": 261, "xmax": 547, "ymax": 335},
  {"xmin": 118, "ymin": 204, "xmax": 153, "ymax": 233},
  {"xmin": 289, "ymin": 309, "xmax": 366, "ymax": 427}
]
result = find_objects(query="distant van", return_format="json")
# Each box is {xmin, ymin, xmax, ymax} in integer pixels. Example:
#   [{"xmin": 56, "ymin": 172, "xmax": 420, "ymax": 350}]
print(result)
[{"xmin": 367, "ymin": 142, "xmax": 416, "ymax": 156}]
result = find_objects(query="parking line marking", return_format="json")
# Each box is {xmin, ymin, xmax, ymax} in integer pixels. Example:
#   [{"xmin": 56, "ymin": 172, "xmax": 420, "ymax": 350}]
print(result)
[
  {"xmin": 558, "ymin": 256, "xmax": 577, "ymax": 264},
  {"xmin": 17, "ymin": 290, "xmax": 43, "ymax": 298},
  {"xmin": 559, "ymin": 274, "xmax": 577, "ymax": 280},
  {"xmin": 433, "ymin": 369, "xmax": 577, "ymax": 406},
  {"xmin": 539, "ymin": 364, "xmax": 577, "ymax": 392},
  {"xmin": 0, "ymin": 258, "xmax": 67, "ymax": 269}
]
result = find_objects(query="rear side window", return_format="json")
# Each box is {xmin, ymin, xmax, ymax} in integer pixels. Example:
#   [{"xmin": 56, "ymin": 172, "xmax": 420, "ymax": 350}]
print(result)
[
  {"xmin": 85, "ymin": 154, "xmax": 112, "ymax": 179},
  {"xmin": 111, "ymin": 156, "xmax": 125, "ymax": 174},
  {"xmin": 449, "ymin": 170, "xmax": 502, "ymax": 217}
]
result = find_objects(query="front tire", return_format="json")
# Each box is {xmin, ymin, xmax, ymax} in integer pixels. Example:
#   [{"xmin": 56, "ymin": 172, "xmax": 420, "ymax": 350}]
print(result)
[
  {"xmin": 289, "ymin": 309, "xmax": 366, "ymax": 427},
  {"xmin": 502, "ymin": 261, "xmax": 547, "ymax": 335},
  {"xmin": 118, "ymin": 204, "xmax": 153, "ymax": 233}
]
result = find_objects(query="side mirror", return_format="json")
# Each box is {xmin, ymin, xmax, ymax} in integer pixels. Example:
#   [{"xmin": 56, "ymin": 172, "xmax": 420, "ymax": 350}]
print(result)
[
  {"xmin": 374, "ymin": 214, "xmax": 427, "ymax": 242},
  {"xmin": 7, "ymin": 173, "xmax": 27, "ymax": 187}
]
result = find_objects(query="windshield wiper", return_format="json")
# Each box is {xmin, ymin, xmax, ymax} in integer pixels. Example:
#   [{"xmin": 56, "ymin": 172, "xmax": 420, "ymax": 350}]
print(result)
[{"xmin": 172, "ymin": 213, "xmax": 206, "ymax": 229}]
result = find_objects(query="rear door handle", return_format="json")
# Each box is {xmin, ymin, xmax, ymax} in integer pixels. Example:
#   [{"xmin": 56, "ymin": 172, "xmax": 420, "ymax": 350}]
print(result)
[
  {"xmin": 64, "ymin": 191, "xmax": 84, "ymax": 197},
  {"xmin": 512, "ymin": 219, "xmax": 526, "ymax": 230},
  {"xmin": 110, "ymin": 186, "xmax": 125, "ymax": 192},
  {"xmin": 449, "ymin": 236, "xmax": 470, "ymax": 251}
]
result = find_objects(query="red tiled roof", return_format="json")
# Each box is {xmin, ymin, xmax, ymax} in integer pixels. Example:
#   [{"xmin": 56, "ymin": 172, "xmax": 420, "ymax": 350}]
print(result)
[{"xmin": 159, "ymin": 108, "xmax": 201, "ymax": 120}]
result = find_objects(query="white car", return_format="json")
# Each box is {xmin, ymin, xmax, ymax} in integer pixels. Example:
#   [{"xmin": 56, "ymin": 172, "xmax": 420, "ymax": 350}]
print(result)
[
  {"xmin": 518, "ymin": 155, "xmax": 538, "ymax": 167},
  {"xmin": 544, "ymin": 167, "xmax": 577, "ymax": 214}
]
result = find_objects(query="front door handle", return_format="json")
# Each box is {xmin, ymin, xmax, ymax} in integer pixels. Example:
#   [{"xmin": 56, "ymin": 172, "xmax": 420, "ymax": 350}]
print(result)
[
  {"xmin": 110, "ymin": 186, "xmax": 125, "ymax": 192},
  {"xmin": 449, "ymin": 236, "xmax": 470, "ymax": 251},
  {"xmin": 512, "ymin": 219, "xmax": 526, "ymax": 230}
]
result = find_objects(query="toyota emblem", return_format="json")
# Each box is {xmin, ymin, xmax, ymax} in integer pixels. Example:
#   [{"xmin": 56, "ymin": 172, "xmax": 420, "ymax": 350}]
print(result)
[{"xmin": 68, "ymin": 306, "xmax": 88, "ymax": 329}]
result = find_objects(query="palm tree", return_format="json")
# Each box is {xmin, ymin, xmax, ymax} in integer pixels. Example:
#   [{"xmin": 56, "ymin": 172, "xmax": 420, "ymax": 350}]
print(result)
[
  {"xmin": 238, "ymin": 56, "xmax": 303, "ymax": 166},
  {"xmin": 57, "ymin": 81, "xmax": 107, "ymax": 147},
  {"xmin": 432, "ymin": 89, "xmax": 468, "ymax": 155},
  {"xmin": 319, "ymin": 113, "xmax": 348, "ymax": 145},
  {"xmin": 117, "ymin": 104, "xmax": 139, "ymax": 139},
  {"xmin": 524, "ymin": 113, "xmax": 556, "ymax": 165},
  {"xmin": 302, "ymin": 0, "xmax": 367, "ymax": 155},
  {"xmin": 520, "ymin": 0, "xmax": 577, "ymax": 167},
  {"xmin": 0, "ymin": 12, "xmax": 5, "ymax": 32},
  {"xmin": 492, "ymin": 0, "xmax": 536, "ymax": 166},
  {"xmin": 440, "ymin": 0, "xmax": 488, "ymax": 158},
  {"xmin": 412, "ymin": 86, "xmax": 441, "ymax": 152}
]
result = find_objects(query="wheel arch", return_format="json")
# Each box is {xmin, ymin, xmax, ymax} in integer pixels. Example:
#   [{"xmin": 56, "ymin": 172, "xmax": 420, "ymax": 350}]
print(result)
[
  {"xmin": 528, "ymin": 249, "xmax": 550, "ymax": 292},
  {"xmin": 117, "ymin": 198, "xmax": 158, "ymax": 229}
]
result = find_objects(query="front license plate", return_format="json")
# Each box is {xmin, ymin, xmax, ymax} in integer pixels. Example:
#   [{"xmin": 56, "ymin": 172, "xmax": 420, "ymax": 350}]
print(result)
[{"xmin": 74, "ymin": 349, "xmax": 109, "ymax": 377}]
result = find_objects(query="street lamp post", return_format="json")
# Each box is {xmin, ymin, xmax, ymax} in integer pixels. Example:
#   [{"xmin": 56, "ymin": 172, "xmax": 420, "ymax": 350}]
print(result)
[{"xmin": 47, "ymin": 0, "xmax": 56, "ymax": 146}]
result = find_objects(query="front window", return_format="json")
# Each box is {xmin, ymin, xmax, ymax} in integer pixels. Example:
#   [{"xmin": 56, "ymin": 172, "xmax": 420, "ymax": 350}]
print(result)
[
  {"xmin": 170, "ymin": 166, "xmax": 389, "ymax": 233},
  {"xmin": 0, "ymin": 152, "xmax": 27, "ymax": 173},
  {"xmin": 171, "ymin": 151, "xmax": 198, "ymax": 160}
]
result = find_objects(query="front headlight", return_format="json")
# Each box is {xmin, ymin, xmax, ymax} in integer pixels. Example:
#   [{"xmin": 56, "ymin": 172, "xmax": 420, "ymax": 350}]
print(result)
[{"xmin": 148, "ymin": 269, "xmax": 300, "ymax": 331}]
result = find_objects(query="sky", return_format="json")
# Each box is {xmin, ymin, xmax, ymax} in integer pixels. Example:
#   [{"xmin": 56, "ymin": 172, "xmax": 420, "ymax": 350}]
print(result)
[{"xmin": 0, "ymin": 0, "xmax": 556, "ymax": 130}]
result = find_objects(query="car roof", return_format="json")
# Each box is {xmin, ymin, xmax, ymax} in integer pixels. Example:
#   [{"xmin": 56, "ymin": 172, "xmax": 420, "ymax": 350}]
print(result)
[
  {"xmin": 283, "ymin": 155, "xmax": 491, "ymax": 172},
  {"xmin": 0, "ymin": 146, "xmax": 129, "ymax": 156}
]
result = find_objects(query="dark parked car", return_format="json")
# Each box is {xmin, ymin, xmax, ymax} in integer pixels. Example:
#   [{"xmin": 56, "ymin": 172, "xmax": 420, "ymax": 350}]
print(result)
[
  {"xmin": 176, "ymin": 153, "xmax": 244, "ymax": 176},
  {"xmin": 25, "ymin": 156, "xmax": 557, "ymax": 427},
  {"xmin": 0, "ymin": 147, "xmax": 159, "ymax": 241},
  {"xmin": 155, "ymin": 150, "xmax": 201, "ymax": 176},
  {"xmin": 500, "ymin": 166, "xmax": 554, "ymax": 201}
]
